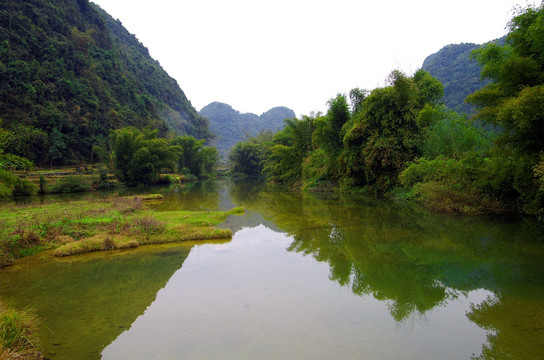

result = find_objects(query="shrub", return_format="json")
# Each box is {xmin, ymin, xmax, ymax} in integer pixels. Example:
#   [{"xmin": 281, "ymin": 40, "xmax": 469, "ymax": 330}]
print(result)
[
  {"xmin": 13, "ymin": 177, "xmax": 36, "ymax": 196},
  {"xmin": 409, "ymin": 181, "xmax": 506, "ymax": 214},
  {"xmin": 102, "ymin": 236, "xmax": 115, "ymax": 250},
  {"xmin": 0, "ymin": 251, "xmax": 13, "ymax": 268},
  {"xmin": 132, "ymin": 217, "xmax": 166, "ymax": 237},
  {"xmin": 0, "ymin": 170, "xmax": 35, "ymax": 197},
  {"xmin": 418, "ymin": 105, "xmax": 492, "ymax": 159},
  {"xmin": 50, "ymin": 176, "xmax": 91, "ymax": 193},
  {"xmin": 96, "ymin": 168, "xmax": 114, "ymax": 190},
  {"xmin": 38, "ymin": 175, "xmax": 46, "ymax": 194},
  {"xmin": 301, "ymin": 149, "xmax": 334, "ymax": 191},
  {"xmin": 399, "ymin": 155, "xmax": 482, "ymax": 189},
  {"xmin": 399, "ymin": 154, "xmax": 515, "ymax": 214}
]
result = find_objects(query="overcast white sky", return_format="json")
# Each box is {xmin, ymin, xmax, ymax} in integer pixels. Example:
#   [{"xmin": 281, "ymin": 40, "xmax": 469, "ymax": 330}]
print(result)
[{"xmin": 92, "ymin": 0, "xmax": 538, "ymax": 116}]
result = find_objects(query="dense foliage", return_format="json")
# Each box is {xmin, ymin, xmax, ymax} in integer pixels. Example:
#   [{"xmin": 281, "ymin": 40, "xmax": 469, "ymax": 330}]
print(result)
[
  {"xmin": 0, "ymin": 151, "xmax": 35, "ymax": 197},
  {"xmin": 231, "ymin": 69, "xmax": 446, "ymax": 193},
  {"xmin": 170, "ymin": 135, "xmax": 218, "ymax": 178},
  {"xmin": 200, "ymin": 102, "xmax": 295, "ymax": 158},
  {"xmin": 340, "ymin": 70, "xmax": 443, "ymax": 193},
  {"xmin": 462, "ymin": 2, "xmax": 544, "ymax": 215},
  {"xmin": 0, "ymin": 0, "xmax": 209, "ymax": 166},
  {"xmin": 110, "ymin": 127, "xmax": 217, "ymax": 186},
  {"xmin": 110, "ymin": 127, "xmax": 177, "ymax": 185},
  {"xmin": 229, "ymin": 131, "xmax": 274, "ymax": 176},
  {"xmin": 230, "ymin": 4, "xmax": 544, "ymax": 216}
]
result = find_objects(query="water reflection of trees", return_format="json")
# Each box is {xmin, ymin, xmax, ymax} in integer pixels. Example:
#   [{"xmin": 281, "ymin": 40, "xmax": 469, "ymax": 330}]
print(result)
[
  {"xmin": 468, "ymin": 291, "xmax": 544, "ymax": 359},
  {"xmin": 229, "ymin": 181, "xmax": 544, "ymax": 358},
  {"xmin": 0, "ymin": 245, "xmax": 193, "ymax": 360},
  {"xmin": 152, "ymin": 181, "xmax": 221, "ymax": 211}
]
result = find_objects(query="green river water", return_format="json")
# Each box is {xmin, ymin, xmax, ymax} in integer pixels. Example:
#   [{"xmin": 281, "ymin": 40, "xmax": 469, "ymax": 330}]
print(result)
[{"xmin": 0, "ymin": 180, "xmax": 543, "ymax": 359}]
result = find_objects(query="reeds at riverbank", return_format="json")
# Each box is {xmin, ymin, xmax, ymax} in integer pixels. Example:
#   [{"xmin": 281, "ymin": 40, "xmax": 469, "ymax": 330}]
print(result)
[{"xmin": 0, "ymin": 302, "xmax": 42, "ymax": 359}]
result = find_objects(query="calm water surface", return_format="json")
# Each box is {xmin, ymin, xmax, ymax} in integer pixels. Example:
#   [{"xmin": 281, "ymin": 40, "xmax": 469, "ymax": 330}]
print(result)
[{"xmin": 0, "ymin": 180, "xmax": 543, "ymax": 359}]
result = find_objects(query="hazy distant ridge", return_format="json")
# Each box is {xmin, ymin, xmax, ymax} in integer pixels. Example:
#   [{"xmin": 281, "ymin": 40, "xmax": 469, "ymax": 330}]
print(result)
[{"xmin": 200, "ymin": 102, "xmax": 295, "ymax": 157}]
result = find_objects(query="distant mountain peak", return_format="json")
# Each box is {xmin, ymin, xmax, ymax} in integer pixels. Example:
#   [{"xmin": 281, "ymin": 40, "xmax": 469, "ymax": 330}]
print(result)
[{"xmin": 200, "ymin": 103, "xmax": 295, "ymax": 157}]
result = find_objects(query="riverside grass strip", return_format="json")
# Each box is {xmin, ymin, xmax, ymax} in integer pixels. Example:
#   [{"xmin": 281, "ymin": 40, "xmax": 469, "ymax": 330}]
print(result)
[{"xmin": 0, "ymin": 195, "xmax": 243, "ymax": 264}]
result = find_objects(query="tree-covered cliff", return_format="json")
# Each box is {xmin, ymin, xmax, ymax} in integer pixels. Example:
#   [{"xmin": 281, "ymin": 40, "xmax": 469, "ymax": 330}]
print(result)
[
  {"xmin": 0, "ymin": 0, "xmax": 209, "ymax": 165},
  {"xmin": 421, "ymin": 42, "xmax": 494, "ymax": 115}
]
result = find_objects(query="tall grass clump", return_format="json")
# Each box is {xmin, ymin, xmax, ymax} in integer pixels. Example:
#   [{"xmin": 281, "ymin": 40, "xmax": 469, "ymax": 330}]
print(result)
[
  {"xmin": 0, "ymin": 302, "xmax": 41, "ymax": 359},
  {"xmin": 112, "ymin": 196, "xmax": 142, "ymax": 214}
]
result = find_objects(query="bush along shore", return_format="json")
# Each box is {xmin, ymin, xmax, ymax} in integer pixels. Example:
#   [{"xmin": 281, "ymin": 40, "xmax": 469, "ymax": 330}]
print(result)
[{"xmin": 0, "ymin": 194, "xmax": 244, "ymax": 267}]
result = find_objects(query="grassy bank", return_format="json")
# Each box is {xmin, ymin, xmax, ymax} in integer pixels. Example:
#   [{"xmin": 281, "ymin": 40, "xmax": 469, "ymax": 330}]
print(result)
[{"xmin": 0, "ymin": 194, "xmax": 243, "ymax": 266}]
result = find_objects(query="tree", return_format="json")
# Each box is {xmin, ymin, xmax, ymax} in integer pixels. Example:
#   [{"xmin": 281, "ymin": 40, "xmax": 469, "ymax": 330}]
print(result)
[
  {"xmin": 341, "ymin": 70, "xmax": 443, "ymax": 193},
  {"xmin": 170, "ymin": 135, "xmax": 218, "ymax": 177},
  {"xmin": 229, "ymin": 142, "xmax": 265, "ymax": 176},
  {"xmin": 417, "ymin": 105, "xmax": 491, "ymax": 160},
  {"xmin": 48, "ymin": 128, "xmax": 67, "ymax": 167},
  {"xmin": 261, "ymin": 115, "xmax": 316, "ymax": 185},
  {"xmin": 413, "ymin": 69, "xmax": 444, "ymax": 107},
  {"xmin": 228, "ymin": 130, "xmax": 274, "ymax": 177},
  {"xmin": 110, "ymin": 127, "xmax": 177, "ymax": 185},
  {"xmin": 466, "ymin": 2, "xmax": 544, "ymax": 214},
  {"xmin": 349, "ymin": 88, "xmax": 368, "ymax": 115},
  {"xmin": 171, "ymin": 136, "xmax": 202, "ymax": 176},
  {"xmin": 313, "ymin": 94, "xmax": 350, "ymax": 157},
  {"xmin": 201, "ymin": 146, "xmax": 218, "ymax": 176}
]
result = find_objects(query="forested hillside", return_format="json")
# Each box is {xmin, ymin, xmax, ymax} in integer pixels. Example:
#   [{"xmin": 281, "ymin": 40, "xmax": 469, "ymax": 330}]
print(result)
[
  {"xmin": 200, "ymin": 102, "xmax": 295, "ymax": 157},
  {"xmin": 0, "ymin": 0, "xmax": 209, "ymax": 165},
  {"xmin": 421, "ymin": 42, "xmax": 494, "ymax": 114}
]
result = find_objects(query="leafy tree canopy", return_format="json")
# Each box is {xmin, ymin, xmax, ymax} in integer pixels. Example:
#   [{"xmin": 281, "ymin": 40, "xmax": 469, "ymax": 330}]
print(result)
[
  {"xmin": 467, "ymin": 2, "xmax": 544, "ymax": 157},
  {"xmin": 110, "ymin": 127, "xmax": 178, "ymax": 186},
  {"xmin": 341, "ymin": 70, "xmax": 443, "ymax": 192}
]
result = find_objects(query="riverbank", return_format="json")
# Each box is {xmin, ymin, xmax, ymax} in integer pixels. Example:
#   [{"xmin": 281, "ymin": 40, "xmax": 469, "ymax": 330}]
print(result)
[
  {"xmin": 0, "ymin": 191, "xmax": 243, "ymax": 358},
  {"xmin": 0, "ymin": 194, "xmax": 243, "ymax": 267}
]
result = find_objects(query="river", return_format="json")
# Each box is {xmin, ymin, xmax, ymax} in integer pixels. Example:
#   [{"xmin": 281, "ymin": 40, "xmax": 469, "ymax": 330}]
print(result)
[{"xmin": 0, "ymin": 180, "xmax": 543, "ymax": 359}]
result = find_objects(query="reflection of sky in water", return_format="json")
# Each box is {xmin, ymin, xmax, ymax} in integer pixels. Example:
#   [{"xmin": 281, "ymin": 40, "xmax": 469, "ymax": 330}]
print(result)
[{"xmin": 102, "ymin": 225, "xmax": 490, "ymax": 360}]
